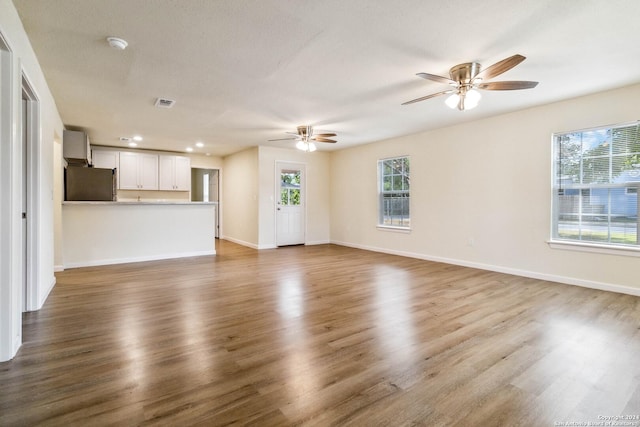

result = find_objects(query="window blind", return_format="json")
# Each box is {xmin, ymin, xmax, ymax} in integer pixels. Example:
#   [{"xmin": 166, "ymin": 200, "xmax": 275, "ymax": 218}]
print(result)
[{"xmin": 553, "ymin": 123, "xmax": 640, "ymax": 247}]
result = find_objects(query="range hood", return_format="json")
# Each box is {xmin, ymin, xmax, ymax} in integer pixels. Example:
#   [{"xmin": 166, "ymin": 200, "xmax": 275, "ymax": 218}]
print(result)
[{"xmin": 63, "ymin": 130, "xmax": 92, "ymax": 165}]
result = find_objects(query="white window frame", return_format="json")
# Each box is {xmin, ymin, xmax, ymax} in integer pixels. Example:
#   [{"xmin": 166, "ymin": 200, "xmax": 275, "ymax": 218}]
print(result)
[
  {"xmin": 550, "ymin": 121, "xmax": 640, "ymax": 255},
  {"xmin": 378, "ymin": 156, "xmax": 410, "ymax": 230}
]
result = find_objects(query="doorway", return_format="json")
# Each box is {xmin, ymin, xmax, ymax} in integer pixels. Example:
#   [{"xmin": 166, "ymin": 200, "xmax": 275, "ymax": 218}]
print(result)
[
  {"xmin": 276, "ymin": 162, "xmax": 306, "ymax": 246},
  {"xmin": 191, "ymin": 168, "xmax": 220, "ymax": 238}
]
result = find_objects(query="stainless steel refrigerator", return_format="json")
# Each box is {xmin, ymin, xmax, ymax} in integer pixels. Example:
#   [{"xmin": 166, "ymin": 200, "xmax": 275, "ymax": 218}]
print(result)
[{"xmin": 65, "ymin": 166, "xmax": 116, "ymax": 201}]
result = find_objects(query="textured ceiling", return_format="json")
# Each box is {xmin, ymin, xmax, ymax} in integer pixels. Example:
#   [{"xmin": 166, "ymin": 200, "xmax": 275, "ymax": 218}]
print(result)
[{"xmin": 12, "ymin": 0, "xmax": 640, "ymax": 157}]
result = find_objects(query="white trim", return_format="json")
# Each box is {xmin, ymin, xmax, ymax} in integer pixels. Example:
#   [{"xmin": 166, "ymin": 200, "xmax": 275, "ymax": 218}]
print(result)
[
  {"xmin": 221, "ymin": 236, "xmax": 259, "ymax": 250},
  {"xmin": 54, "ymin": 264, "xmax": 64, "ymax": 273},
  {"xmin": 0, "ymin": 30, "xmax": 19, "ymax": 362},
  {"xmin": 63, "ymin": 250, "xmax": 216, "ymax": 269},
  {"xmin": 21, "ymin": 70, "xmax": 41, "ymax": 312},
  {"xmin": 331, "ymin": 239, "xmax": 640, "ymax": 297},
  {"xmin": 376, "ymin": 225, "xmax": 411, "ymax": 233},
  {"xmin": 305, "ymin": 239, "xmax": 331, "ymax": 245},
  {"xmin": 547, "ymin": 239, "xmax": 640, "ymax": 257},
  {"xmin": 35, "ymin": 276, "xmax": 56, "ymax": 311}
]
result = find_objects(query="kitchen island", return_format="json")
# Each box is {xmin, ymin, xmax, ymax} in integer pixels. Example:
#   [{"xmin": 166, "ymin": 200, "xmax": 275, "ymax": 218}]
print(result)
[{"xmin": 62, "ymin": 201, "xmax": 216, "ymax": 268}]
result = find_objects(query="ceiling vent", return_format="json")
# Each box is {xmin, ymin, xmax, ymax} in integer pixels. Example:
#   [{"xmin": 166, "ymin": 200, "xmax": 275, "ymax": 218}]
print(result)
[{"xmin": 154, "ymin": 98, "xmax": 175, "ymax": 108}]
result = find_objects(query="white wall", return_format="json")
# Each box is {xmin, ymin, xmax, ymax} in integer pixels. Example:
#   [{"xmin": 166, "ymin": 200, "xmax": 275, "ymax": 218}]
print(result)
[
  {"xmin": 257, "ymin": 146, "xmax": 331, "ymax": 248},
  {"xmin": 189, "ymin": 153, "xmax": 223, "ymax": 170},
  {"xmin": 330, "ymin": 83, "xmax": 640, "ymax": 295},
  {"xmin": 222, "ymin": 147, "xmax": 259, "ymax": 247},
  {"xmin": 53, "ymin": 137, "xmax": 63, "ymax": 271},
  {"xmin": 0, "ymin": 0, "xmax": 64, "ymax": 361}
]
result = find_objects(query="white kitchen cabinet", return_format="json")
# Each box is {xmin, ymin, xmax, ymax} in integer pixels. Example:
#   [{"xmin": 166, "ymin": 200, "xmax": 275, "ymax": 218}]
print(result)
[
  {"xmin": 159, "ymin": 155, "xmax": 191, "ymax": 191},
  {"xmin": 91, "ymin": 149, "xmax": 119, "ymax": 169},
  {"xmin": 118, "ymin": 152, "xmax": 158, "ymax": 190}
]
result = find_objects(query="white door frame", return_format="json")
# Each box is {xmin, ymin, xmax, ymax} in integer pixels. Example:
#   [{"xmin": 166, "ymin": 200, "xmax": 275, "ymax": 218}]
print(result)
[
  {"xmin": 0, "ymin": 30, "xmax": 21, "ymax": 361},
  {"xmin": 21, "ymin": 73, "xmax": 40, "ymax": 312},
  {"xmin": 275, "ymin": 161, "xmax": 306, "ymax": 246}
]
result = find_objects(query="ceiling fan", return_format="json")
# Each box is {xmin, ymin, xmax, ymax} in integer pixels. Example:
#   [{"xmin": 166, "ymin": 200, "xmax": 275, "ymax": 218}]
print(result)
[
  {"xmin": 269, "ymin": 125, "xmax": 337, "ymax": 152},
  {"xmin": 402, "ymin": 54, "xmax": 538, "ymax": 111}
]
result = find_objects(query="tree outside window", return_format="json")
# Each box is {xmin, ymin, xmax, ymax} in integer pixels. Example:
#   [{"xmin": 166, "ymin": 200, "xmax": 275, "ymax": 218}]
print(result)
[{"xmin": 281, "ymin": 170, "xmax": 301, "ymax": 206}]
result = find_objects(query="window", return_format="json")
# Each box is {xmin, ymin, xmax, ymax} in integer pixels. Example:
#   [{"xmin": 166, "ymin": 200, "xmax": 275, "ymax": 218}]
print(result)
[
  {"xmin": 552, "ymin": 122, "xmax": 640, "ymax": 248},
  {"xmin": 280, "ymin": 169, "xmax": 301, "ymax": 206},
  {"xmin": 378, "ymin": 156, "xmax": 410, "ymax": 228}
]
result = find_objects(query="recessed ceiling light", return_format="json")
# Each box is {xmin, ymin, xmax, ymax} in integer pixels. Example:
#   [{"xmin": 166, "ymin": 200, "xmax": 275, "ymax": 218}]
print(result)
[
  {"xmin": 195, "ymin": 142, "xmax": 204, "ymax": 148},
  {"xmin": 185, "ymin": 147, "xmax": 193, "ymax": 152},
  {"xmin": 132, "ymin": 135, "xmax": 143, "ymax": 141},
  {"xmin": 128, "ymin": 142, "xmax": 137, "ymax": 147}
]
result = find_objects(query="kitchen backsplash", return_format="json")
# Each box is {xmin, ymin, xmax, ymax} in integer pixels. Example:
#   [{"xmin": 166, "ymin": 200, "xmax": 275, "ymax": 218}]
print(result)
[{"xmin": 117, "ymin": 190, "xmax": 190, "ymax": 203}]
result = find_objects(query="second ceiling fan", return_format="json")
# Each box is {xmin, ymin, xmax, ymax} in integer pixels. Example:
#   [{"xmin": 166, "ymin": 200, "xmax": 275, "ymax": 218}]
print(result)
[
  {"xmin": 269, "ymin": 125, "xmax": 337, "ymax": 152},
  {"xmin": 402, "ymin": 54, "xmax": 538, "ymax": 111}
]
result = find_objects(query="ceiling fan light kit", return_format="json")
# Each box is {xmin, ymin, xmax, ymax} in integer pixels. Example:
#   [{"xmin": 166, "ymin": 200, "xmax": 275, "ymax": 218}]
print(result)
[
  {"xmin": 296, "ymin": 141, "xmax": 317, "ymax": 152},
  {"xmin": 445, "ymin": 88, "xmax": 482, "ymax": 110},
  {"xmin": 403, "ymin": 54, "xmax": 538, "ymax": 111}
]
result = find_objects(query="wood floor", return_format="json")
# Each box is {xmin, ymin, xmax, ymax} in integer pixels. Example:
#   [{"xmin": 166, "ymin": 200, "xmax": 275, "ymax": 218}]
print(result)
[{"xmin": 1, "ymin": 241, "xmax": 639, "ymax": 426}]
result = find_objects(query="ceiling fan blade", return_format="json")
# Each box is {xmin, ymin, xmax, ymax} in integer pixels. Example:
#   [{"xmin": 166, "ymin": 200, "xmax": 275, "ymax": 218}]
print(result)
[
  {"xmin": 314, "ymin": 133, "xmax": 337, "ymax": 138},
  {"xmin": 312, "ymin": 137, "xmax": 337, "ymax": 143},
  {"xmin": 268, "ymin": 137, "xmax": 298, "ymax": 141},
  {"xmin": 416, "ymin": 72, "xmax": 456, "ymax": 85},
  {"xmin": 475, "ymin": 54, "xmax": 526, "ymax": 81},
  {"xmin": 401, "ymin": 89, "xmax": 455, "ymax": 106},
  {"xmin": 476, "ymin": 80, "xmax": 539, "ymax": 90}
]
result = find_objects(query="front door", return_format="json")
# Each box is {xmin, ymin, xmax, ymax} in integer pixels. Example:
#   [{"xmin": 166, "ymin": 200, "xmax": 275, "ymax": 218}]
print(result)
[{"xmin": 276, "ymin": 162, "xmax": 305, "ymax": 246}]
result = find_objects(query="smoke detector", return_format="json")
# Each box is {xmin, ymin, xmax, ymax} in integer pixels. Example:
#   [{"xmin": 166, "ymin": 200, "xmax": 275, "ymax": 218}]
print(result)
[
  {"xmin": 106, "ymin": 37, "xmax": 128, "ymax": 50},
  {"xmin": 154, "ymin": 98, "xmax": 176, "ymax": 108}
]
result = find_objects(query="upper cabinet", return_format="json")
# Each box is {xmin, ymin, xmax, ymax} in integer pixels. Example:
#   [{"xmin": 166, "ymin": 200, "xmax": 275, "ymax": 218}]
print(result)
[
  {"xmin": 91, "ymin": 149, "xmax": 119, "ymax": 170},
  {"xmin": 118, "ymin": 152, "xmax": 158, "ymax": 190},
  {"xmin": 89, "ymin": 148, "xmax": 191, "ymax": 192},
  {"xmin": 159, "ymin": 155, "xmax": 191, "ymax": 191}
]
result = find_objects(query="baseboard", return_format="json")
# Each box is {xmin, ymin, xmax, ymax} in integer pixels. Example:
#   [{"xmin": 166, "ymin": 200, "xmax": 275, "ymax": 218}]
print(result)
[
  {"xmin": 331, "ymin": 240, "xmax": 640, "ymax": 297},
  {"xmin": 11, "ymin": 335, "xmax": 21, "ymax": 361},
  {"xmin": 35, "ymin": 276, "xmax": 57, "ymax": 311},
  {"xmin": 305, "ymin": 240, "xmax": 331, "ymax": 246},
  {"xmin": 54, "ymin": 264, "xmax": 64, "ymax": 272},
  {"xmin": 258, "ymin": 244, "xmax": 277, "ymax": 250},
  {"xmin": 221, "ymin": 236, "xmax": 259, "ymax": 249},
  {"xmin": 63, "ymin": 250, "xmax": 216, "ymax": 269},
  {"xmin": 221, "ymin": 237, "xmax": 330, "ymax": 249}
]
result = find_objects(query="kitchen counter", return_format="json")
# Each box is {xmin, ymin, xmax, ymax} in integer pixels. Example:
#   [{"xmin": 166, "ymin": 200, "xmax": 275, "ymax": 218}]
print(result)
[
  {"xmin": 62, "ymin": 202, "xmax": 216, "ymax": 268},
  {"xmin": 63, "ymin": 201, "xmax": 218, "ymax": 205}
]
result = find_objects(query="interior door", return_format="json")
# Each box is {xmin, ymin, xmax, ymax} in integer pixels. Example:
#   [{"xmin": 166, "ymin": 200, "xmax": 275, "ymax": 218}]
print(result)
[{"xmin": 276, "ymin": 162, "xmax": 305, "ymax": 246}]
